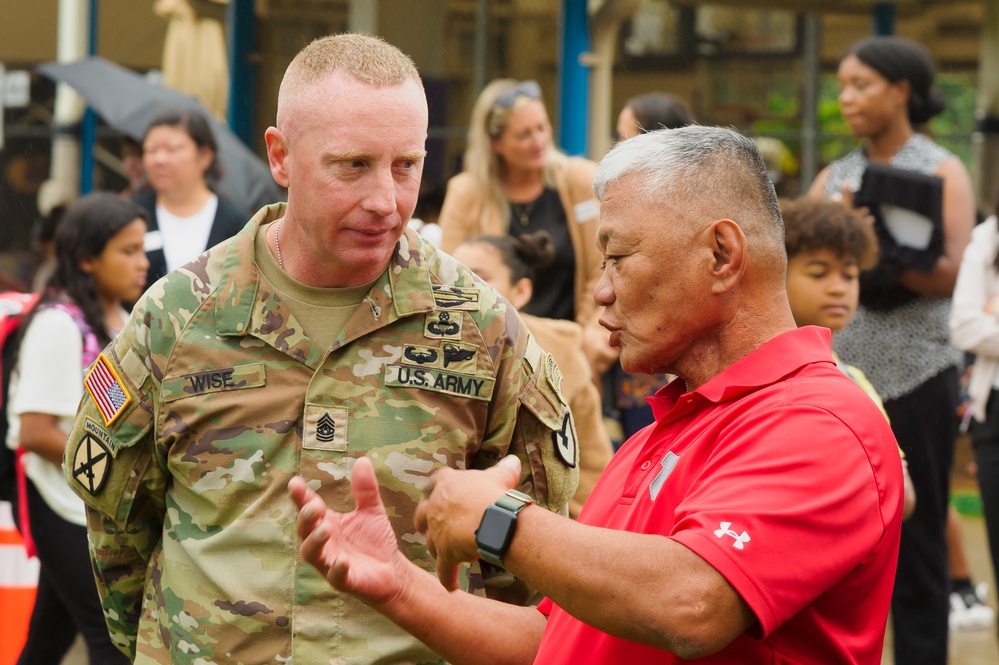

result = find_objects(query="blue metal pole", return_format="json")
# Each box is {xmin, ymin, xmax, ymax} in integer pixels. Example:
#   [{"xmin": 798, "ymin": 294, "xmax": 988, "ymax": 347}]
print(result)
[
  {"xmin": 80, "ymin": 0, "xmax": 98, "ymax": 194},
  {"xmin": 227, "ymin": 0, "xmax": 255, "ymax": 146},
  {"xmin": 558, "ymin": 0, "xmax": 589, "ymax": 157},
  {"xmin": 872, "ymin": 3, "xmax": 895, "ymax": 36}
]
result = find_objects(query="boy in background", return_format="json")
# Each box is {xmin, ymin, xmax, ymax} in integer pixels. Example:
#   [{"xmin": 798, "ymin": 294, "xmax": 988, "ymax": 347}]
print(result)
[{"xmin": 780, "ymin": 197, "xmax": 916, "ymax": 519}]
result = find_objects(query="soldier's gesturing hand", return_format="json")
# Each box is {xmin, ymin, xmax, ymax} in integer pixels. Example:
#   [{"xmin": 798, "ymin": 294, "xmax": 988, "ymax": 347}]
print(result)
[{"xmin": 289, "ymin": 459, "xmax": 409, "ymax": 606}]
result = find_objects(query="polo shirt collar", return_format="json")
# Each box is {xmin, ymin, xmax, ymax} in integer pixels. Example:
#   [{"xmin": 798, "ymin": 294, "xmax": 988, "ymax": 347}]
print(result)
[{"xmin": 650, "ymin": 326, "xmax": 835, "ymax": 421}]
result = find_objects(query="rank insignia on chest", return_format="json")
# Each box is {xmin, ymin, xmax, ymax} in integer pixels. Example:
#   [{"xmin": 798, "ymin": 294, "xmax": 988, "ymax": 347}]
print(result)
[
  {"xmin": 84, "ymin": 353, "xmax": 132, "ymax": 427},
  {"xmin": 424, "ymin": 310, "xmax": 462, "ymax": 340},
  {"xmin": 431, "ymin": 285, "xmax": 480, "ymax": 311},
  {"xmin": 303, "ymin": 404, "xmax": 348, "ymax": 452}
]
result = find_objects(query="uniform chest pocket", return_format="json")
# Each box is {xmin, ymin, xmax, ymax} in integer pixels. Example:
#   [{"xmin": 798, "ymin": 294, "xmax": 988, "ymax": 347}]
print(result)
[{"xmin": 161, "ymin": 362, "xmax": 267, "ymax": 403}]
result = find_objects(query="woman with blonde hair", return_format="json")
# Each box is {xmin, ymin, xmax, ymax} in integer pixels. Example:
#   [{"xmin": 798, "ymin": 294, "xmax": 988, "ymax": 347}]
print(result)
[{"xmin": 439, "ymin": 79, "xmax": 603, "ymax": 332}]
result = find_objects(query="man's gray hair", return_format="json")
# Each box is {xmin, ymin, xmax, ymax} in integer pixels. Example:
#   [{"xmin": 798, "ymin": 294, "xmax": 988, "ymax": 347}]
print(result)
[{"xmin": 594, "ymin": 126, "xmax": 783, "ymax": 240}]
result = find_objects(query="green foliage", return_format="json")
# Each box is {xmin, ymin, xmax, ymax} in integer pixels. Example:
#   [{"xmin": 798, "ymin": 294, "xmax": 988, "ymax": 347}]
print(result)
[{"xmin": 750, "ymin": 71, "xmax": 978, "ymax": 178}]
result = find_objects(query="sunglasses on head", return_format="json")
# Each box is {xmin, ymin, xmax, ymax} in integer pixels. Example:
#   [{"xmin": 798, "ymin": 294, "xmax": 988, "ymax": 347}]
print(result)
[{"xmin": 494, "ymin": 80, "xmax": 542, "ymax": 109}]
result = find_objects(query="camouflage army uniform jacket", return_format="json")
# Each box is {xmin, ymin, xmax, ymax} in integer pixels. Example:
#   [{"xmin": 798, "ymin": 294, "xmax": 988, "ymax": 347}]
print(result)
[{"xmin": 63, "ymin": 203, "xmax": 579, "ymax": 664}]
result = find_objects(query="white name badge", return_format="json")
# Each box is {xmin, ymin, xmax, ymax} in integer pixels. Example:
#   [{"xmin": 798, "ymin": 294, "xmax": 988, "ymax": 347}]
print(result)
[
  {"xmin": 144, "ymin": 230, "xmax": 164, "ymax": 252},
  {"xmin": 573, "ymin": 199, "xmax": 599, "ymax": 223}
]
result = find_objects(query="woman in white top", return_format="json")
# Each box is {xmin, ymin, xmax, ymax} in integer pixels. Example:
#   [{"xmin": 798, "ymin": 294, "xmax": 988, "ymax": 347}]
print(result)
[
  {"xmin": 950, "ymin": 199, "xmax": 999, "ymax": 632},
  {"xmin": 7, "ymin": 192, "xmax": 148, "ymax": 664},
  {"xmin": 135, "ymin": 110, "xmax": 247, "ymax": 286}
]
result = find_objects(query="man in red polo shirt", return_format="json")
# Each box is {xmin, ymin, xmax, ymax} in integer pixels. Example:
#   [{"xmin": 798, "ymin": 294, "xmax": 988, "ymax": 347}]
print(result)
[{"xmin": 290, "ymin": 125, "xmax": 903, "ymax": 664}]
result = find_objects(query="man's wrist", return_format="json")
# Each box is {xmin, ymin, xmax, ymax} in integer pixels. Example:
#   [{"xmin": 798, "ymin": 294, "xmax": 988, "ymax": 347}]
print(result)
[{"xmin": 475, "ymin": 489, "xmax": 533, "ymax": 566}]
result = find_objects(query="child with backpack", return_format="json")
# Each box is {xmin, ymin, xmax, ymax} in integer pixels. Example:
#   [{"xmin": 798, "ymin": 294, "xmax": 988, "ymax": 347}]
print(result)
[{"xmin": 5, "ymin": 192, "xmax": 147, "ymax": 664}]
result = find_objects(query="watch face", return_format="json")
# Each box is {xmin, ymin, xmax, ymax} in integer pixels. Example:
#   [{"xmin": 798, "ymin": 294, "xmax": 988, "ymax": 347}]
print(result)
[{"xmin": 475, "ymin": 505, "xmax": 518, "ymax": 552}]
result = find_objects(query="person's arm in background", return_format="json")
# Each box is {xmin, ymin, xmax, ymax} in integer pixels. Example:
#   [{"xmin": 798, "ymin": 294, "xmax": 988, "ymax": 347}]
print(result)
[
  {"xmin": 438, "ymin": 173, "xmax": 484, "ymax": 254},
  {"xmin": 13, "ymin": 310, "xmax": 85, "ymax": 465},
  {"xmin": 806, "ymin": 167, "xmax": 832, "ymax": 200},
  {"xmin": 950, "ymin": 217, "xmax": 999, "ymax": 356},
  {"xmin": 567, "ymin": 373, "xmax": 612, "ymax": 518},
  {"xmin": 900, "ymin": 157, "xmax": 975, "ymax": 296},
  {"xmin": 18, "ymin": 414, "xmax": 70, "ymax": 465}
]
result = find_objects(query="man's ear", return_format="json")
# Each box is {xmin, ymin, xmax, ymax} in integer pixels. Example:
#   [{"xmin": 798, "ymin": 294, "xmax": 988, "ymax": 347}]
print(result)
[
  {"xmin": 264, "ymin": 127, "xmax": 291, "ymax": 188},
  {"xmin": 707, "ymin": 219, "xmax": 747, "ymax": 295}
]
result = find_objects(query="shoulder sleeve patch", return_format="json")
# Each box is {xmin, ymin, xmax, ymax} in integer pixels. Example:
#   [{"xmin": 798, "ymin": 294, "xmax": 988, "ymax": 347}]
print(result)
[{"xmin": 517, "ymin": 361, "xmax": 579, "ymax": 512}]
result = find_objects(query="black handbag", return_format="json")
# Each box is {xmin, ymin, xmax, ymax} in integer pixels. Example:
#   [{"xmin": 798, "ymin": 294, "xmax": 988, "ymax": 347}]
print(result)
[{"xmin": 852, "ymin": 163, "xmax": 944, "ymax": 311}]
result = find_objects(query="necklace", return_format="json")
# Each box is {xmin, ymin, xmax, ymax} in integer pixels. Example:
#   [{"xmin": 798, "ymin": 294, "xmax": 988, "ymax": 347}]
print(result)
[
  {"xmin": 274, "ymin": 219, "xmax": 284, "ymax": 269},
  {"xmin": 511, "ymin": 201, "xmax": 535, "ymax": 227}
]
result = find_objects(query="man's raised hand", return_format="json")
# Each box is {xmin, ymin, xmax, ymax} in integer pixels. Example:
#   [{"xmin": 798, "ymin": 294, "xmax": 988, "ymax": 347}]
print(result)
[{"xmin": 289, "ymin": 457, "xmax": 408, "ymax": 607}]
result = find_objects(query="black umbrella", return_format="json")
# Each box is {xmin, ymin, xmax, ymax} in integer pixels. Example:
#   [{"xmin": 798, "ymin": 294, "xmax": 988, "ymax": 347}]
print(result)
[{"xmin": 38, "ymin": 56, "xmax": 284, "ymax": 213}]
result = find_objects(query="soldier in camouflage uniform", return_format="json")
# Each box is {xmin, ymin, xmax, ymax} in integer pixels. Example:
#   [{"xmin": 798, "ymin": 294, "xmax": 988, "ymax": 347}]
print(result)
[{"xmin": 63, "ymin": 33, "xmax": 578, "ymax": 664}]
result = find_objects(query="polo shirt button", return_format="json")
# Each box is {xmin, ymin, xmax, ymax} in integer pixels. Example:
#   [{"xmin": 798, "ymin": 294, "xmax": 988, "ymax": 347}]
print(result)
[{"xmin": 640, "ymin": 460, "xmax": 651, "ymax": 470}]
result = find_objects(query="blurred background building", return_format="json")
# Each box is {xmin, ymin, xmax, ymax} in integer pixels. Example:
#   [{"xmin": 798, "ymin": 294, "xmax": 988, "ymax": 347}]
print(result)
[{"xmin": 0, "ymin": 0, "xmax": 994, "ymax": 287}]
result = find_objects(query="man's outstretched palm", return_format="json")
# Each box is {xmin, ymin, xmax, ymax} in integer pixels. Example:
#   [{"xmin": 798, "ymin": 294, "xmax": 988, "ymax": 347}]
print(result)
[{"xmin": 289, "ymin": 458, "xmax": 408, "ymax": 606}]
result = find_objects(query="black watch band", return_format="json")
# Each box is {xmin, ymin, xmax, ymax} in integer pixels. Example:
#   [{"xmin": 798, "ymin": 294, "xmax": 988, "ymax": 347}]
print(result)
[{"xmin": 474, "ymin": 489, "xmax": 533, "ymax": 567}]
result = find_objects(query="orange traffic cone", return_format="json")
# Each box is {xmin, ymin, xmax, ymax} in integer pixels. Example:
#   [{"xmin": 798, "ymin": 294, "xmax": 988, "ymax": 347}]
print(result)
[{"xmin": 0, "ymin": 500, "xmax": 37, "ymax": 665}]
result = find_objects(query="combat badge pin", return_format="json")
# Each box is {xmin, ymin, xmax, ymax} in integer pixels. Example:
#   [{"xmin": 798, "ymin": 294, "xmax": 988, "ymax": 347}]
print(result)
[
  {"xmin": 431, "ymin": 285, "xmax": 480, "ymax": 310},
  {"xmin": 553, "ymin": 408, "xmax": 577, "ymax": 468},
  {"xmin": 441, "ymin": 342, "xmax": 476, "ymax": 371},
  {"xmin": 424, "ymin": 310, "xmax": 462, "ymax": 340},
  {"xmin": 71, "ymin": 431, "xmax": 112, "ymax": 495}
]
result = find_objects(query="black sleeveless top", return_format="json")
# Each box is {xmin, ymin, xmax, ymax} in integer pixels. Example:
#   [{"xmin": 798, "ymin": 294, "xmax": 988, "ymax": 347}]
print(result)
[{"xmin": 508, "ymin": 187, "xmax": 576, "ymax": 321}]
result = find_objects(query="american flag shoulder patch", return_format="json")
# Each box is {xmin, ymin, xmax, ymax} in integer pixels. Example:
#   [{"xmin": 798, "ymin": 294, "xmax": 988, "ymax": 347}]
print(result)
[{"xmin": 84, "ymin": 353, "xmax": 132, "ymax": 427}]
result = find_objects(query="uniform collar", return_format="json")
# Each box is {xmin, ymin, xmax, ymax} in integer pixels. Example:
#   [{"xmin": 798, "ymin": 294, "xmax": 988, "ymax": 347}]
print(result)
[
  {"xmin": 650, "ymin": 326, "xmax": 836, "ymax": 421},
  {"xmin": 214, "ymin": 204, "xmax": 436, "ymax": 367}
]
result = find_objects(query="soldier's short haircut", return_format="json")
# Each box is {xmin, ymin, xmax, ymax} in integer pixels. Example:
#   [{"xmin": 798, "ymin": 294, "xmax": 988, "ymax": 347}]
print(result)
[{"xmin": 277, "ymin": 33, "xmax": 423, "ymax": 129}]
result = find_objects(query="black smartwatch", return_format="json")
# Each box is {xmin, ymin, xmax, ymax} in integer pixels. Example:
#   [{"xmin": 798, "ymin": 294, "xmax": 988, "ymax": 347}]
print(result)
[{"xmin": 474, "ymin": 489, "xmax": 534, "ymax": 567}]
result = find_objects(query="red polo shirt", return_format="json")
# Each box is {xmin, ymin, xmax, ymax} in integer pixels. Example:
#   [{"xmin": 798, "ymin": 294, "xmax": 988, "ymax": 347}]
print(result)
[{"xmin": 535, "ymin": 326, "xmax": 901, "ymax": 664}]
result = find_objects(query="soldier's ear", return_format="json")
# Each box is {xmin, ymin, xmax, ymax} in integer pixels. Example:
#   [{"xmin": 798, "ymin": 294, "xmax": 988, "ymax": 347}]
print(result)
[{"xmin": 265, "ymin": 127, "xmax": 291, "ymax": 188}]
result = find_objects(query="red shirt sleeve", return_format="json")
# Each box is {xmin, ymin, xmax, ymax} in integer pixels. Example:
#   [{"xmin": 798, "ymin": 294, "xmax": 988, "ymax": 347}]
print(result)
[{"xmin": 669, "ymin": 403, "xmax": 898, "ymax": 637}]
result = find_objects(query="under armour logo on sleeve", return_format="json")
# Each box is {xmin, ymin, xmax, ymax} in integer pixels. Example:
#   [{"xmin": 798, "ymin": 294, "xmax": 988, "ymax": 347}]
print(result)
[{"xmin": 714, "ymin": 521, "xmax": 751, "ymax": 550}]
